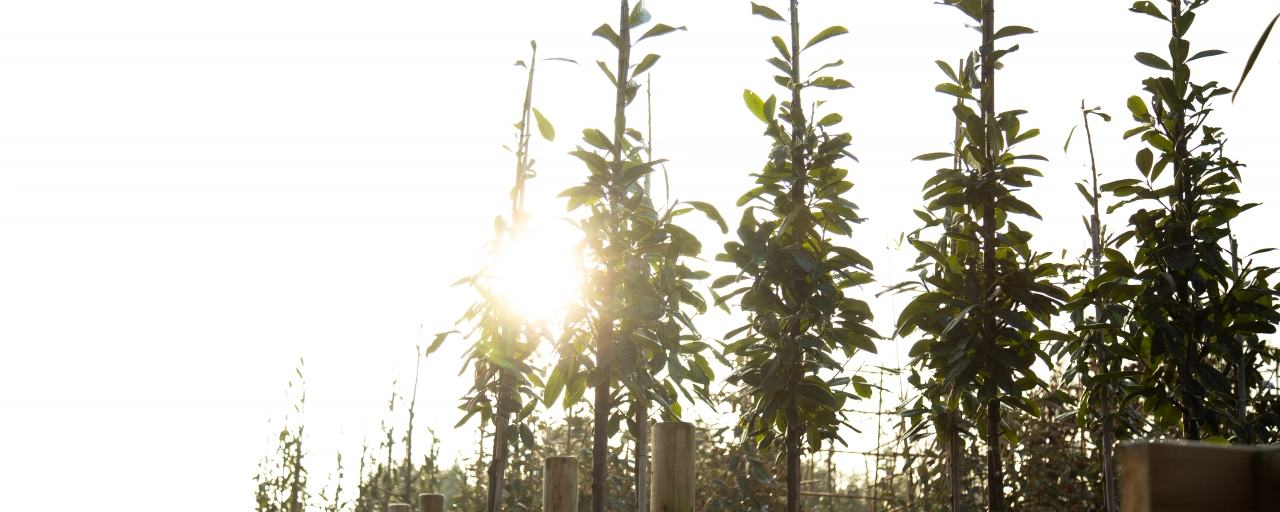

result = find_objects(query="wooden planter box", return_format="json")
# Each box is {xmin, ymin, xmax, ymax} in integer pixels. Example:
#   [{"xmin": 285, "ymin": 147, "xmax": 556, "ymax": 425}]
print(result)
[{"xmin": 1119, "ymin": 440, "xmax": 1280, "ymax": 512}]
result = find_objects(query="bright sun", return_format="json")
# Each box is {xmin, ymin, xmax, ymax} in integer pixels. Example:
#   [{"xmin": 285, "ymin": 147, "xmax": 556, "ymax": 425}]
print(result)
[{"xmin": 489, "ymin": 223, "xmax": 580, "ymax": 322}]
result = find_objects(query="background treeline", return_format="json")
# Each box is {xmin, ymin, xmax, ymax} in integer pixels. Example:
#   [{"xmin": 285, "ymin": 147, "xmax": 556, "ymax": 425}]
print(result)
[{"xmin": 256, "ymin": 1, "xmax": 1280, "ymax": 511}]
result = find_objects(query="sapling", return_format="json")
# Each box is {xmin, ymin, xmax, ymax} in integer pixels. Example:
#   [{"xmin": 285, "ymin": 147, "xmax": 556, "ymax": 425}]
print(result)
[
  {"xmin": 1108, "ymin": 0, "xmax": 1280, "ymax": 442},
  {"xmin": 444, "ymin": 40, "xmax": 577, "ymax": 512},
  {"xmin": 1060, "ymin": 100, "xmax": 1121, "ymax": 512},
  {"xmin": 552, "ymin": 2, "xmax": 724, "ymax": 510},
  {"xmin": 895, "ymin": 1, "xmax": 1066, "ymax": 509},
  {"xmin": 715, "ymin": 2, "xmax": 880, "ymax": 511}
]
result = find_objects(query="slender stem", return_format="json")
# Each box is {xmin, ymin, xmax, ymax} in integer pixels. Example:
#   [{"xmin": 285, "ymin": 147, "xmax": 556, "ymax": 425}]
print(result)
[
  {"xmin": 948, "ymin": 413, "xmax": 963, "ymax": 512},
  {"xmin": 403, "ymin": 340, "xmax": 422, "ymax": 503},
  {"xmin": 978, "ymin": 1, "xmax": 1004, "ymax": 510},
  {"xmin": 592, "ymin": 5, "xmax": 631, "ymax": 512},
  {"xmin": 1082, "ymin": 100, "xmax": 1117, "ymax": 512}
]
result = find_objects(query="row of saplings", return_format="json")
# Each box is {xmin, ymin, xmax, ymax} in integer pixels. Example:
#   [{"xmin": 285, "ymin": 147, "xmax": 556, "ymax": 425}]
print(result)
[{"xmin": 258, "ymin": 0, "xmax": 1280, "ymax": 511}]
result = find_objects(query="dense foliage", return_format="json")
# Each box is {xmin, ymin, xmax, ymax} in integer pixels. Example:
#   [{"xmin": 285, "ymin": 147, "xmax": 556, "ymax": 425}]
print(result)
[{"xmin": 255, "ymin": 1, "xmax": 1280, "ymax": 511}]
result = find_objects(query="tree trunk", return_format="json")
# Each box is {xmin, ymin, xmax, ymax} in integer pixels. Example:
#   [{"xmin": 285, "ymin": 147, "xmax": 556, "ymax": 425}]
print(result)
[
  {"xmin": 591, "ymin": 377, "xmax": 610, "ymax": 512},
  {"xmin": 635, "ymin": 404, "xmax": 648, "ymax": 512},
  {"xmin": 978, "ymin": 1, "xmax": 1004, "ymax": 511},
  {"xmin": 786, "ymin": 397, "xmax": 801, "ymax": 512},
  {"xmin": 948, "ymin": 414, "xmax": 963, "ymax": 512},
  {"xmin": 486, "ymin": 370, "xmax": 512, "ymax": 512}
]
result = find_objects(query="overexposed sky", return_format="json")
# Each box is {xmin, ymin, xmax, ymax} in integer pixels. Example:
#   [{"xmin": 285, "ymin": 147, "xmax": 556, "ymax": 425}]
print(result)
[{"xmin": 2, "ymin": 0, "xmax": 1278, "ymax": 509}]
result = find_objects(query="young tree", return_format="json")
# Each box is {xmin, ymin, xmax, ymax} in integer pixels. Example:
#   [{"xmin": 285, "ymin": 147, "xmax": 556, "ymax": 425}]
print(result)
[
  {"xmin": 553, "ymin": 3, "xmax": 723, "ymax": 510},
  {"xmin": 1104, "ymin": 0, "xmax": 1280, "ymax": 441},
  {"xmin": 1059, "ymin": 101, "xmax": 1122, "ymax": 512},
  {"xmin": 442, "ymin": 41, "xmax": 573, "ymax": 512},
  {"xmin": 895, "ymin": 1, "xmax": 1066, "ymax": 509},
  {"xmin": 715, "ymin": 2, "xmax": 880, "ymax": 511},
  {"xmin": 254, "ymin": 359, "xmax": 310, "ymax": 512}
]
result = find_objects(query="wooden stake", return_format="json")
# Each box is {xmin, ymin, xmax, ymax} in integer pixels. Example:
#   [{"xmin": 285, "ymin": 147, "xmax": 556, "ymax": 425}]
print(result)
[
  {"xmin": 419, "ymin": 494, "xmax": 444, "ymax": 512},
  {"xmin": 388, "ymin": 504, "xmax": 410, "ymax": 512},
  {"xmin": 544, "ymin": 456, "xmax": 579, "ymax": 512},
  {"xmin": 650, "ymin": 422, "xmax": 695, "ymax": 512}
]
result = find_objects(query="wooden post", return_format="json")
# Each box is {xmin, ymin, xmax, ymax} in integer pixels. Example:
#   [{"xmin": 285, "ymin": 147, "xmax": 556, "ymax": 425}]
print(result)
[
  {"xmin": 544, "ymin": 456, "xmax": 578, "ymax": 512},
  {"xmin": 388, "ymin": 504, "xmax": 410, "ymax": 512},
  {"xmin": 650, "ymin": 421, "xmax": 695, "ymax": 512},
  {"xmin": 1256, "ymin": 445, "xmax": 1280, "ymax": 509},
  {"xmin": 1119, "ymin": 440, "xmax": 1268, "ymax": 512},
  {"xmin": 419, "ymin": 494, "xmax": 444, "ymax": 512}
]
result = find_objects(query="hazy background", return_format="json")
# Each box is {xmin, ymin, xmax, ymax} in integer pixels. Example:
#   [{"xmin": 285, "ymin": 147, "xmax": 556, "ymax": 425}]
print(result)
[{"xmin": 1, "ymin": 0, "xmax": 1277, "ymax": 509}]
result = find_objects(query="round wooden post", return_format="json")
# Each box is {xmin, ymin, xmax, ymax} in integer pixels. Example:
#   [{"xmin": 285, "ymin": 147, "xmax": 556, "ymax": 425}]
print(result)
[
  {"xmin": 418, "ymin": 493, "xmax": 444, "ymax": 512},
  {"xmin": 651, "ymin": 421, "xmax": 695, "ymax": 512},
  {"xmin": 388, "ymin": 504, "xmax": 410, "ymax": 512},
  {"xmin": 544, "ymin": 455, "xmax": 579, "ymax": 512}
]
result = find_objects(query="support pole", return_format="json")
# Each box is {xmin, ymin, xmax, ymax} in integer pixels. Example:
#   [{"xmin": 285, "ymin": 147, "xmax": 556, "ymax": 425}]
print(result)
[
  {"xmin": 388, "ymin": 504, "xmax": 410, "ymax": 512},
  {"xmin": 419, "ymin": 494, "xmax": 444, "ymax": 512},
  {"xmin": 650, "ymin": 422, "xmax": 695, "ymax": 512},
  {"xmin": 544, "ymin": 456, "xmax": 579, "ymax": 512}
]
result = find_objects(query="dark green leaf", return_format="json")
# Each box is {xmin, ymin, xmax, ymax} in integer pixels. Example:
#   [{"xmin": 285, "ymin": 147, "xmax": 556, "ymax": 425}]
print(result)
[
  {"xmin": 936, "ymin": 83, "xmax": 977, "ymax": 101},
  {"xmin": 1129, "ymin": 1, "xmax": 1169, "ymax": 21},
  {"xmin": 684, "ymin": 201, "xmax": 729, "ymax": 233},
  {"xmin": 1135, "ymin": 52, "xmax": 1172, "ymax": 70},
  {"xmin": 1187, "ymin": 49, "xmax": 1226, "ymax": 62},
  {"xmin": 1234, "ymin": 13, "xmax": 1279, "ymax": 102}
]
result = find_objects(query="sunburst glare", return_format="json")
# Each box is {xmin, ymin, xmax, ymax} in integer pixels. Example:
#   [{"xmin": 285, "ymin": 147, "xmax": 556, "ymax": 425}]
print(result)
[{"xmin": 489, "ymin": 223, "xmax": 580, "ymax": 322}]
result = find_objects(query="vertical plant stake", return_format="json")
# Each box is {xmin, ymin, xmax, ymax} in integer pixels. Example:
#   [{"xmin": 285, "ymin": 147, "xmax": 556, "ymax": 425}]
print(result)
[
  {"xmin": 716, "ymin": 3, "xmax": 880, "ymax": 512},
  {"xmin": 1059, "ymin": 101, "xmax": 1123, "ymax": 512},
  {"xmin": 895, "ymin": 1, "xmax": 1066, "ymax": 510},
  {"xmin": 555, "ymin": 2, "xmax": 723, "ymax": 511},
  {"xmin": 441, "ymin": 41, "xmax": 574, "ymax": 512},
  {"xmin": 1105, "ymin": 0, "xmax": 1280, "ymax": 442}
]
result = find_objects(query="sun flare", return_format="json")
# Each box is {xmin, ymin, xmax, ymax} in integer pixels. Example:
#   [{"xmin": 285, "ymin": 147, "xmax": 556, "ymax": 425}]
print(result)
[{"xmin": 489, "ymin": 224, "xmax": 580, "ymax": 322}]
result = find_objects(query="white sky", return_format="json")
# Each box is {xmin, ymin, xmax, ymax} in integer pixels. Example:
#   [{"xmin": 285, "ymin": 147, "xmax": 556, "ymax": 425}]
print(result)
[{"xmin": 2, "ymin": 0, "xmax": 1278, "ymax": 510}]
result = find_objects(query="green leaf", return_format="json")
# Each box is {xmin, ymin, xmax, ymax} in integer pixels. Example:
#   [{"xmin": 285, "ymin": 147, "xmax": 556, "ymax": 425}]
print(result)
[
  {"xmin": 1187, "ymin": 49, "xmax": 1225, "ymax": 62},
  {"xmin": 750, "ymin": 2, "xmax": 785, "ymax": 22},
  {"xmin": 994, "ymin": 26, "xmax": 1035, "ymax": 40},
  {"xmin": 629, "ymin": 1, "xmax": 652, "ymax": 28},
  {"xmin": 936, "ymin": 83, "xmax": 977, "ymax": 101},
  {"xmin": 817, "ymin": 113, "xmax": 843, "ymax": 127},
  {"xmin": 936, "ymin": 60, "xmax": 959, "ymax": 83},
  {"xmin": 1129, "ymin": 1, "xmax": 1168, "ymax": 21},
  {"xmin": 582, "ymin": 128, "xmax": 614, "ymax": 152},
  {"xmin": 744, "ymin": 89, "xmax": 767, "ymax": 123},
  {"xmin": 684, "ymin": 201, "xmax": 729, "ymax": 234},
  {"xmin": 804, "ymin": 26, "xmax": 849, "ymax": 50},
  {"xmin": 592, "ymin": 24, "xmax": 619, "ymax": 49},
  {"xmin": 1134, "ymin": 52, "xmax": 1172, "ymax": 70},
  {"xmin": 637, "ymin": 23, "xmax": 687, "ymax": 42},
  {"xmin": 1135, "ymin": 147, "xmax": 1153, "ymax": 176},
  {"xmin": 427, "ymin": 331, "xmax": 456, "ymax": 357},
  {"xmin": 1234, "ymin": 13, "xmax": 1279, "ymax": 102},
  {"xmin": 597, "ymin": 61, "xmax": 618, "ymax": 86},
  {"xmin": 532, "ymin": 108, "xmax": 555, "ymax": 142},
  {"xmin": 771, "ymin": 36, "xmax": 789, "ymax": 60},
  {"xmin": 1126, "ymin": 95, "xmax": 1150, "ymax": 119},
  {"xmin": 1063, "ymin": 125, "xmax": 1077, "ymax": 153},
  {"xmin": 913, "ymin": 152, "xmax": 954, "ymax": 161},
  {"xmin": 809, "ymin": 77, "xmax": 853, "ymax": 90},
  {"xmin": 633, "ymin": 53, "xmax": 661, "ymax": 77},
  {"xmin": 1075, "ymin": 182, "xmax": 1096, "ymax": 209},
  {"xmin": 809, "ymin": 59, "xmax": 844, "ymax": 78}
]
